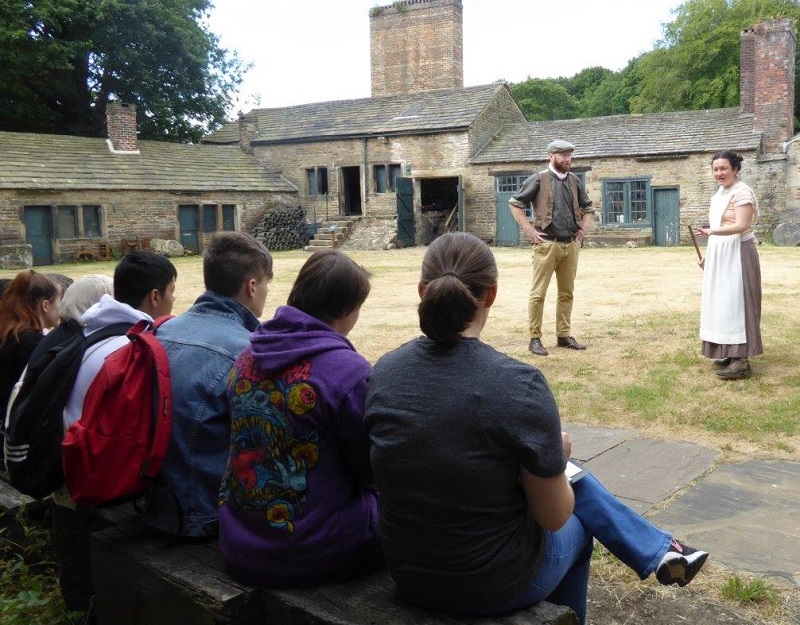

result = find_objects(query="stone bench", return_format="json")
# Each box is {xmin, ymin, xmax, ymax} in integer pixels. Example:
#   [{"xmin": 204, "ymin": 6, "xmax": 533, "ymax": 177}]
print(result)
[{"xmin": 92, "ymin": 510, "xmax": 578, "ymax": 625}]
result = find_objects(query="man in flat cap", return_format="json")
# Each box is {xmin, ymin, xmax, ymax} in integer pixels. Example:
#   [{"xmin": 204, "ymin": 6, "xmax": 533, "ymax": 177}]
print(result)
[{"xmin": 508, "ymin": 139, "xmax": 595, "ymax": 356}]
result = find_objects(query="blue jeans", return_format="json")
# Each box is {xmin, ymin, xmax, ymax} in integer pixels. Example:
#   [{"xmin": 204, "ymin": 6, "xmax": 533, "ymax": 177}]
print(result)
[{"xmin": 500, "ymin": 474, "xmax": 673, "ymax": 624}]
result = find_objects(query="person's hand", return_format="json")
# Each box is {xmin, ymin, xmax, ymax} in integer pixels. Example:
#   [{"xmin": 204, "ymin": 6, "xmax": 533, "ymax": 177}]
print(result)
[
  {"xmin": 698, "ymin": 256, "xmax": 705, "ymax": 269},
  {"xmin": 561, "ymin": 431, "xmax": 572, "ymax": 459},
  {"xmin": 524, "ymin": 225, "xmax": 545, "ymax": 245},
  {"xmin": 694, "ymin": 226, "xmax": 711, "ymax": 237},
  {"xmin": 576, "ymin": 228, "xmax": 586, "ymax": 243}
]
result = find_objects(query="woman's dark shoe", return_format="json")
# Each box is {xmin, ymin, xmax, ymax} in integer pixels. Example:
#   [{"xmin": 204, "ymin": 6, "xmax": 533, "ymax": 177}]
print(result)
[
  {"xmin": 716, "ymin": 358, "xmax": 751, "ymax": 379},
  {"xmin": 714, "ymin": 357, "xmax": 731, "ymax": 368}
]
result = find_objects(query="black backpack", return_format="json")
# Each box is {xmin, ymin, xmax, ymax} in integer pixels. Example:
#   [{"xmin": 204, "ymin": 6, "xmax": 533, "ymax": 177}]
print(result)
[{"xmin": 3, "ymin": 322, "xmax": 131, "ymax": 498}]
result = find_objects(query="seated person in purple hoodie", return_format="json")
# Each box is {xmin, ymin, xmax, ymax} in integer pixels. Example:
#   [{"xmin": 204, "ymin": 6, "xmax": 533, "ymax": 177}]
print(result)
[{"xmin": 219, "ymin": 249, "xmax": 382, "ymax": 586}]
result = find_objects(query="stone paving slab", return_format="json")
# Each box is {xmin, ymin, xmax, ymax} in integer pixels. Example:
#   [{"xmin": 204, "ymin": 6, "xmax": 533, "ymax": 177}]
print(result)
[
  {"xmin": 566, "ymin": 425, "xmax": 720, "ymax": 513},
  {"xmin": 652, "ymin": 460, "xmax": 800, "ymax": 587}
]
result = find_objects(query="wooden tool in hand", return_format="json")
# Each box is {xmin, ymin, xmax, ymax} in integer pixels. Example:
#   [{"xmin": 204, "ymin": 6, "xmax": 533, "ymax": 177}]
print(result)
[{"xmin": 688, "ymin": 224, "xmax": 703, "ymax": 261}]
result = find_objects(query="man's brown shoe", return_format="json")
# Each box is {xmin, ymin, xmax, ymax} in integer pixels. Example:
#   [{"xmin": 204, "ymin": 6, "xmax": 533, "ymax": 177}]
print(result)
[
  {"xmin": 528, "ymin": 338, "xmax": 548, "ymax": 356},
  {"xmin": 716, "ymin": 358, "xmax": 751, "ymax": 379},
  {"xmin": 557, "ymin": 336, "xmax": 586, "ymax": 350}
]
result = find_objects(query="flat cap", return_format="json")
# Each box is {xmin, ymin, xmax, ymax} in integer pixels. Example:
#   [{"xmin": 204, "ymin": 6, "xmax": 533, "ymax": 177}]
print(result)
[{"xmin": 547, "ymin": 139, "xmax": 575, "ymax": 154}]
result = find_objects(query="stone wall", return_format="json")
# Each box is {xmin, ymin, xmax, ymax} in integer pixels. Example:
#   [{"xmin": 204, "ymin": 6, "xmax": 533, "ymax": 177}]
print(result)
[
  {"xmin": 254, "ymin": 132, "xmax": 472, "ymax": 222},
  {"xmin": 468, "ymin": 148, "xmax": 786, "ymax": 245},
  {"xmin": 0, "ymin": 189, "xmax": 292, "ymax": 264},
  {"xmin": 369, "ymin": 0, "xmax": 463, "ymax": 97}
]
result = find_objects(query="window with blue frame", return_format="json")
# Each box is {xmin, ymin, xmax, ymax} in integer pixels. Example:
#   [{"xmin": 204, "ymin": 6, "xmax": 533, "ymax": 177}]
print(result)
[
  {"xmin": 602, "ymin": 178, "xmax": 651, "ymax": 226},
  {"xmin": 374, "ymin": 163, "xmax": 403, "ymax": 192},
  {"xmin": 497, "ymin": 171, "xmax": 587, "ymax": 218}
]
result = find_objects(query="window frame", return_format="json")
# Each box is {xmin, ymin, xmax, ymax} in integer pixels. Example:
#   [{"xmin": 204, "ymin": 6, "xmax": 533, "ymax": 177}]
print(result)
[
  {"xmin": 374, "ymin": 163, "xmax": 404, "ymax": 193},
  {"xmin": 601, "ymin": 177, "xmax": 652, "ymax": 227},
  {"xmin": 306, "ymin": 166, "xmax": 329, "ymax": 196}
]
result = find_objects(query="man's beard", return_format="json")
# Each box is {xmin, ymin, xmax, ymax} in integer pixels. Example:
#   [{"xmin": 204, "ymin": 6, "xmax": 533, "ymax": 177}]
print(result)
[{"xmin": 553, "ymin": 160, "xmax": 571, "ymax": 174}]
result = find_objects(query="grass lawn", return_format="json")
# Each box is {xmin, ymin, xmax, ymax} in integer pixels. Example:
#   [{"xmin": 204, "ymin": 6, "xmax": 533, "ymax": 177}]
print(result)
[{"xmin": 2, "ymin": 243, "xmax": 798, "ymax": 623}]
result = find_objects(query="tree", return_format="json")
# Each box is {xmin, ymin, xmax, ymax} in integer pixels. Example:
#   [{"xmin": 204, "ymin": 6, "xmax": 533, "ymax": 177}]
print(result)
[
  {"xmin": 630, "ymin": 0, "xmax": 800, "ymax": 121},
  {"xmin": 510, "ymin": 78, "xmax": 580, "ymax": 121},
  {"xmin": 0, "ymin": 0, "xmax": 246, "ymax": 142}
]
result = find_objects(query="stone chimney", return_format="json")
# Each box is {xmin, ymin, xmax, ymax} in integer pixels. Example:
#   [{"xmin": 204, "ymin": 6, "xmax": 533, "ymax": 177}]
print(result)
[
  {"xmin": 238, "ymin": 111, "xmax": 259, "ymax": 155},
  {"xmin": 106, "ymin": 102, "xmax": 139, "ymax": 152},
  {"xmin": 370, "ymin": 0, "xmax": 463, "ymax": 97},
  {"xmin": 740, "ymin": 19, "xmax": 796, "ymax": 154}
]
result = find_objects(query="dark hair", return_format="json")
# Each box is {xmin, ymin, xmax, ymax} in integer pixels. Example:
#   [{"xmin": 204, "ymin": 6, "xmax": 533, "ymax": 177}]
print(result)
[
  {"xmin": 711, "ymin": 150, "xmax": 744, "ymax": 172},
  {"xmin": 203, "ymin": 232, "xmax": 273, "ymax": 297},
  {"xmin": 113, "ymin": 250, "xmax": 177, "ymax": 309},
  {"xmin": 418, "ymin": 232, "xmax": 498, "ymax": 346},
  {"xmin": 287, "ymin": 250, "xmax": 371, "ymax": 324},
  {"xmin": 0, "ymin": 270, "xmax": 59, "ymax": 343},
  {"xmin": 0, "ymin": 278, "xmax": 12, "ymax": 297},
  {"xmin": 45, "ymin": 273, "xmax": 74, "ymax": 295}
]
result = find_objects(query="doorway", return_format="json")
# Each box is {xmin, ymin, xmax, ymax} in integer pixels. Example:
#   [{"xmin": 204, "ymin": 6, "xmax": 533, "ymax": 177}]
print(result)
[
  {"xmin": 24, "ymin": 206, "xmax": 54, "ymax": 265},
  {"xmin": 340, "ymin": 166, "xmax": 362, "ymax": 216}
]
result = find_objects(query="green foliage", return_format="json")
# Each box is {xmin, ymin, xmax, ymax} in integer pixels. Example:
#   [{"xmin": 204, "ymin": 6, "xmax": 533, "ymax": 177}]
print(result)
[
  {"xmin": 509, "ymin": 0, "xmax": 800, "ymax": 125},
  {"xmin": 0, "ymin": 0, "xmax": 246, "ymax": 142},
  {"xmin": 0, "ymin": 508, "xmax": 83, "ymax": 625},
  {"xmin": 510, "ymin": 78, "xmax": 580, "ymax": 121},
  {"xmin": 721, "ymin": 574, "xmax": 779, "ymax": 605},
  {"xmin": 631, "ymin": 0, "xmax": 800, "ymax": 121}
]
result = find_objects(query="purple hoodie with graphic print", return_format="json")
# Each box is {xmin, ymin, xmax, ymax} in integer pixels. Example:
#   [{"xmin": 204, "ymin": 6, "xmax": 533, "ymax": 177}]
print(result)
[{"xmin": 219, "ymin": 305, "xmax": 381, "ymax": 586}]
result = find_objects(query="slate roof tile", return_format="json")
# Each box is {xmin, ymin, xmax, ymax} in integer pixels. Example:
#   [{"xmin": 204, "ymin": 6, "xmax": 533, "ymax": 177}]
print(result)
[
  {"xmin": 0, "ymin": 131, "xmax": 296, "ymax": 192},
  {"xmin": 203, "ymin": 84, "xmax": 508, "ymax": 144},
  {"xmin": 471, "ymin": 108, "xmax": 762, "ymax": 163}
]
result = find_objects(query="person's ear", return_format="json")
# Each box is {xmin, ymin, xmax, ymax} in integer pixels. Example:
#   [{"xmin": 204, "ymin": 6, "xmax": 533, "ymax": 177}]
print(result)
[
  {"xmin": 484, "ymin": 284, "xmax": 498, "ymax": 308},
  {"xmin": 418, "ymin": 281, "xmax": 426, "ymax": 299}
]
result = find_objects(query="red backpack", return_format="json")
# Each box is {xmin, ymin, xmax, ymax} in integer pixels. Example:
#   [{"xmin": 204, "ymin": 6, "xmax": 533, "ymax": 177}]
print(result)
[{"xmin": 61, "ymin": 317, "xmax": 172, "ymax": 507}]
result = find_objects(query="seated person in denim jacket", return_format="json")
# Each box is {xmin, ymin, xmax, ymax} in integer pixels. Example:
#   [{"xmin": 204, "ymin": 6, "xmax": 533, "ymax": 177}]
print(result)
[{"xmin": 142, "ymin": 232, "xmax": 272, "ymax": 538}]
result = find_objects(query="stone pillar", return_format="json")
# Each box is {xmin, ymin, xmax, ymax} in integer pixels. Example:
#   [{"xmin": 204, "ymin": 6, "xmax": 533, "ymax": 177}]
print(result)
[{"xmin": 739, "ymin": 27, "xmax": 755, "ymax": 114}]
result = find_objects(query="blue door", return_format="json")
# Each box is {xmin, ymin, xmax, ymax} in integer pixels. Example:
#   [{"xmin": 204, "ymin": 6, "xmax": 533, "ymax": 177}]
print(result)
[
  {"xmin": 178, "ymin": 205, "xmax": 200, "ymax": 253},
  {"xmin": 495, "ymin": 174, "xmax": 531, "ymax": 246},
  {"xmin": 24, "ymin": 206, "xmax": 53, "ymax": 265},
  {"xmin": 396, "ymin": 177, "xmax": 415, "ymax": 247},
  {"xmin": 653, "ymin": 187, "xmax": 680, "ymax": 246}
]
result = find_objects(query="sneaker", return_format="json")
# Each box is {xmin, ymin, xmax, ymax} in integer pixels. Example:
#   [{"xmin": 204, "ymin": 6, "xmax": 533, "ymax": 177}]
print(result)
[{"xmin": 656, "ymin": 540, "xmax": 709, "ymax": 587}]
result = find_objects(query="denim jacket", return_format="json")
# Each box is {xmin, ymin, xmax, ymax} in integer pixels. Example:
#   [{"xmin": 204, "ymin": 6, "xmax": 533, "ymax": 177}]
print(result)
[{"xmin": 141, "ymin": 291, "xmax": 259, "ymax": 537}]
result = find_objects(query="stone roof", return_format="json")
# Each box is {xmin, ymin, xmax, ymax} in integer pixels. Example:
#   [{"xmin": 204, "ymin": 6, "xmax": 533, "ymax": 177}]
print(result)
[
  {"xmin": 203, "ymin": 84, "xmax": 510, "ymax": 144},
  {"xmin": 0, "ymin": 131, "xmax": 297, "ymax": 192},
  {"xmin": 471, "ymin": 108, "xmax": 762, "ymax": 164}
]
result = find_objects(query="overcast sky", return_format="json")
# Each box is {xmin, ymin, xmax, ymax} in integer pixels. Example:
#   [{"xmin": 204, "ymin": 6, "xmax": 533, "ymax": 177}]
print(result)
[{"xmin": 206, "ymin": 0, "xmax": 683, "ymax": 113}]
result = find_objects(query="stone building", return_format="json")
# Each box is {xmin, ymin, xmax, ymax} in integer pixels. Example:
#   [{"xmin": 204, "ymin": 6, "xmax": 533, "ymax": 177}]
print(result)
[
  {"xmin": 206, "ymin": 2, "xmax": 797, "ymax": 248},
  {"xmin": 0, "ymin": 102, "xmax": 296, "ymax": 266}
]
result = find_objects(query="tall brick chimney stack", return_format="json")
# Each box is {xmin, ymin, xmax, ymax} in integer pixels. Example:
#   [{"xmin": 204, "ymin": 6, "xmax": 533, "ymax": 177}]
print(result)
[
  {"xmin": 741, "ymin": 19, "xmax": 796, "ymax": 154},
  {"xmin": 106, "ymin": 102, "xmax": 139, "ymax": 152},
  {"xmin": 370, "ymin": 0, "xmax": 463, "ymax": 97}
]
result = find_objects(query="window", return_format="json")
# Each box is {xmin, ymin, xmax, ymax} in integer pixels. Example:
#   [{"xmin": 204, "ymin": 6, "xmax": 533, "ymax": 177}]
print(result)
[
  {"xmin": 82, "ymin": 205, "xmax": 101, "ymax": 237},
  {"xmin": 602, "ymin": 178, "xmax": 651, "ymax": 225},
  {"xmin": 374, "ymin": 163, "xmax": 403, "ymax": 193},
  {"xmin": 222, "ymin": 205, "xmax": 235, "ymax": 231},
  {"xmin": 203, "ymin": 204, "xmax": 217, "ymax": 232},
  {"xmin": 306, "ymin": 167, "xmax": 328, "ymax": 196},
  {"xmin": 57, "ymin": 206, "xmax": 78, "ymax": 238},
  {"xmin": 182, "ymin": 203, "xmax": 237, "ymax": 233}
]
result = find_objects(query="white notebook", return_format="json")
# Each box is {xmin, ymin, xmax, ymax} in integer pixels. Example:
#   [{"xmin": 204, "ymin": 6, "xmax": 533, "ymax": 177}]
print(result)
[{"xmin": 566, "ymin": 460, "xmax": 586, "ymax": 483}]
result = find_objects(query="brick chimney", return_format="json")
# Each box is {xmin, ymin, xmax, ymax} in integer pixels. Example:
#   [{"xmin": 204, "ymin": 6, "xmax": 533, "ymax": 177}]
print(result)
[
  {"xmin": 238, "ymin": 110, "xmax": 259, "ymax": 155},
  {"xmin": 741, "ymin": 19, "xmax": 796, "ymax": 154},
  {"xmin": 106, "ymin": 102, "xmax": 139, "ymax": 152},
  {"xmin": 370, "ymin": 0, "xmax": 463, "ymax": 97}
]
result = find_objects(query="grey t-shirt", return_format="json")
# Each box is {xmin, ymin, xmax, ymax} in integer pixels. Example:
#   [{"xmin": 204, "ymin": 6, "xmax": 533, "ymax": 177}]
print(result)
[{"xmin": 365, "ymin": 337, "xmax": 566, "ymax": 613}]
